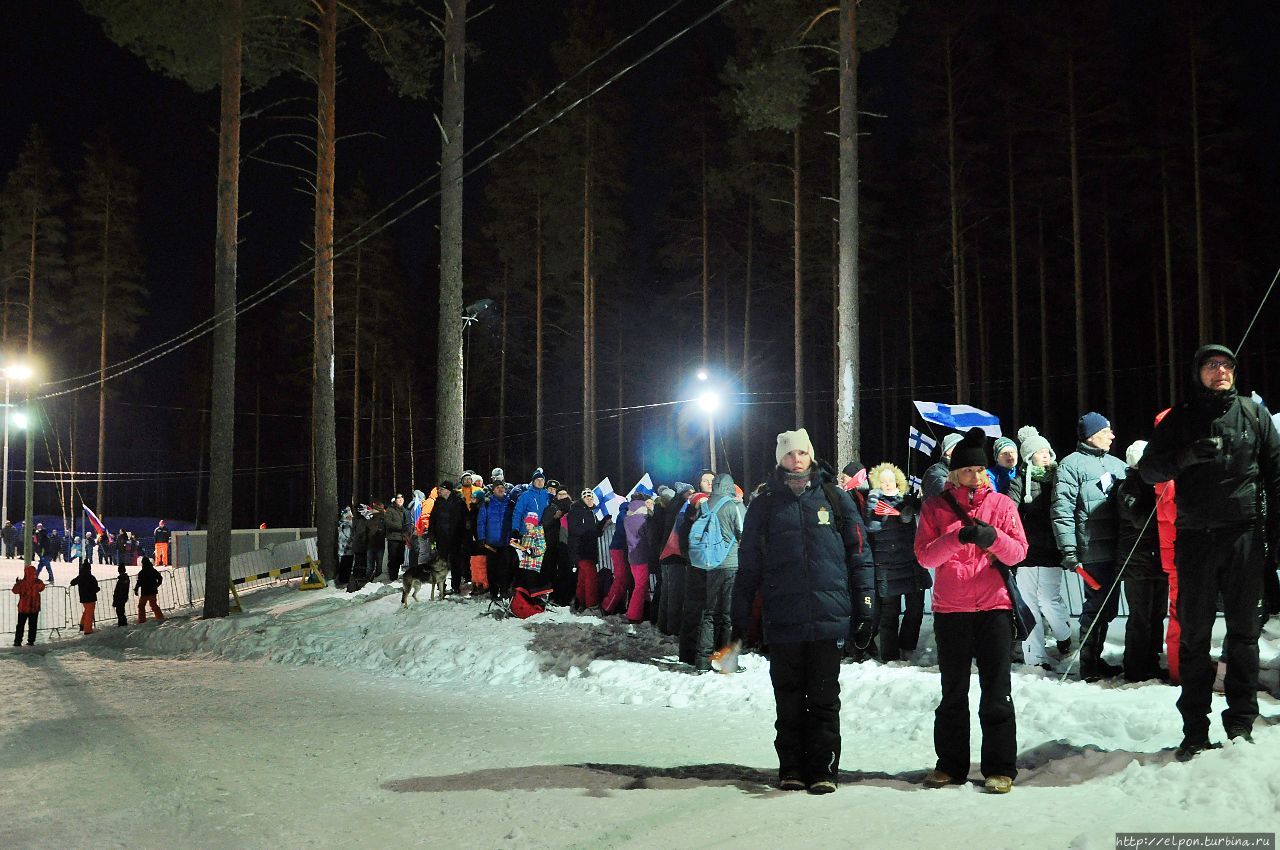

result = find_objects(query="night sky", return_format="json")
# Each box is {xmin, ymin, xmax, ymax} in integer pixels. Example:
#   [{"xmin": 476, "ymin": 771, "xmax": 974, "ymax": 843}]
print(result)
[{"xmin": 3, "ymin": 0, "xmax": 1279, "ymax": 526}]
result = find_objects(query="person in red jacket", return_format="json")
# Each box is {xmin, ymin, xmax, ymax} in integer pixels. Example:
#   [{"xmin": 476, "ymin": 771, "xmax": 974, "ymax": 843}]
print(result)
[
  {"xmin": 11, "ymin": 563, "xmax": 45, "ymax": 646},
  {"xmin": 915, "ymin": 428, "xmax": 1029, "ymax": 795}
]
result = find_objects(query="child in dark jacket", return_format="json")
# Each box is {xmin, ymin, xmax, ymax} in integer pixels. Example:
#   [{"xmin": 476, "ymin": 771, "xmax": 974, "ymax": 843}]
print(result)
[
  {"xmin": 70, "ymin": 560, "xmax": 101, "ymax": 634},
  {"xmin": 113, "ymin": 564, "xmax": 131, "ymax": 625}
]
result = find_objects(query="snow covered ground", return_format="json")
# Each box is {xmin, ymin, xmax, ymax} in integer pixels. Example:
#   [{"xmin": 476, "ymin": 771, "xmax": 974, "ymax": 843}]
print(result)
[{"xmin": 1, "ymin": 582, "xmax": 1278, "ymax": 849}]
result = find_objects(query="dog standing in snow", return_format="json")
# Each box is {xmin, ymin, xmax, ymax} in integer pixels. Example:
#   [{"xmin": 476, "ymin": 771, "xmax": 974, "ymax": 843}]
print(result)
[{"xmin": 400, "ymin": 557, "xmax": 449, "ymax": 606}]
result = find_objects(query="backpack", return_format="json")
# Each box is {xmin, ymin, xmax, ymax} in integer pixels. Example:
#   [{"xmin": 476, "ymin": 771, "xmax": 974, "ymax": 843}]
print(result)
[
  {"xmin": 688, "ymin": 496, "xmax": 735, "ymax": 569},
  {"xmin": 510, "ymin": 586, "xmax": 553, "ymax": 619}
]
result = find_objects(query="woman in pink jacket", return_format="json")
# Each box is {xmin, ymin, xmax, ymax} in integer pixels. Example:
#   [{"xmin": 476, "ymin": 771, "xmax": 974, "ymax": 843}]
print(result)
[{"xmin": 914, "ymin": 427, "xmax": 1029, "ymax": 795}]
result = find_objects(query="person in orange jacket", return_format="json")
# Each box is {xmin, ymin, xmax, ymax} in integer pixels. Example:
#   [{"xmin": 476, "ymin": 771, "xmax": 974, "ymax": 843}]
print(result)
[{"xmin": 12, "ymin": 564, "xmax": 44, "ymax": 646}]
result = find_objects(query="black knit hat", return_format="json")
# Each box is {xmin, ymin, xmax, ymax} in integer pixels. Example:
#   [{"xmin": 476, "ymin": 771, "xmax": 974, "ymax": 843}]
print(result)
[{"xmin": 948, "ymin": 427, "xmax": 989, "ymax": 470}]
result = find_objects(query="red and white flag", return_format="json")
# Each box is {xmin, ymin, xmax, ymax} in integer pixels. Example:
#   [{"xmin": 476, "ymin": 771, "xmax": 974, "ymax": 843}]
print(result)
[
  {"xmin": 83, "ymin": 505, "xmax": 108, "ymax": 536},
  {"xmin": 873, "ymin": 500, "xmax": 901, "ymax": 517}
]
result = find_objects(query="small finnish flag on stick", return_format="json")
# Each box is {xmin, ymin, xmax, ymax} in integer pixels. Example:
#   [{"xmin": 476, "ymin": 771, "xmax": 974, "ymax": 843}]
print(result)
[{"xmin": 908, "ymin": 427, "xmax": 937, "ymax": 457}]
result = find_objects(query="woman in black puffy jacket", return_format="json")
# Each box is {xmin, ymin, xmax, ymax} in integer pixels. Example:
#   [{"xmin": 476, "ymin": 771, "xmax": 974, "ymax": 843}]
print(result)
[{"xmin": 864, "ymin": 463, "xmax": 931, "ymax": 662}]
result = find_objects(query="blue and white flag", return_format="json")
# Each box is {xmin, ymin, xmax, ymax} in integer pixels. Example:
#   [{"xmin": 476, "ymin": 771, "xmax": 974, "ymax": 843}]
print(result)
[
  {"xmin": 591, "ymin": 478, "xmax": 627, "ymax": 521},
  {"xmin": 913, "ymin": 401, "xmax": 1002, "ymax": 437},
  {"xmin": 628, "ymin": 473, "xmax": 655, "ymax": 499},
  {"xmin": 908, "ymin": 475, "xmax": 922, "ymax": 496},
  {"xmin": 908, "ymin": 426, "xmax": 937, "ymax": 457}
]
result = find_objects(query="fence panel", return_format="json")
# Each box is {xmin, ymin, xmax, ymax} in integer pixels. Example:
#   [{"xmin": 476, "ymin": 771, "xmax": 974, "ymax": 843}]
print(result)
[{"xmin": 1, "ymin": 585, "xmax": 72, "ymax": 643}]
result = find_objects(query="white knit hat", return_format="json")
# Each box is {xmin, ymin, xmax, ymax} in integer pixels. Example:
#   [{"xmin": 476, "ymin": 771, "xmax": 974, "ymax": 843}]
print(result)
[
  {"xmin": 1125, "ymin": 440, "xmax": 1148, "ymax": 469},
  {"xmin": 775, "ymin": 428, "xmax": 815, "ymax": 465}
]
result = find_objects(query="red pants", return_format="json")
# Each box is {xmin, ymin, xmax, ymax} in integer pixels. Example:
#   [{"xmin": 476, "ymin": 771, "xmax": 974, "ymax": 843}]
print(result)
[
  {"xmin": 154, "ymin": 542, "xmax": 170, "ymax": 566},
  {"xmin": 80, "ymin": 601, "xmax": 96, "ymax": 634},
  {"xmin": 1161, "ymin": 545, "xmax": 1181, "ymax": 684},
  {"xmin": 137, "ymin": 596, "xmax": 164, "ymax": 623},
  {"xmin": 575, "ymin": 559, "xmax": 600, "ymax": 608},
  {"xmin": 601, "ymin": 550, "xmax": 632, "ymax": 614},
  {"xmin": 626, "ymin": 562, "xmax": 650, "ymax": 624}
]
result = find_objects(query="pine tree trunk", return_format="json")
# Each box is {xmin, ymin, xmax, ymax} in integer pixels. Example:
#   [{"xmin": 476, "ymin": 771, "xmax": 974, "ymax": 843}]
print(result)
[
  {"xmin": 498, "ymin": 265, "xmax": 508, "ymax": 462},
  {"xmin": 1189, "ymin": 19, "xmax": 1209, "ymax": 344},
  {"xmin": 792, "ymin": 126, "xmax": 804, "ymax": 427},
  {"xmin": 1103, "ymin": 211, "xmax": 1115, "ymax": 418},
  {"xmin": 836, "ymin": 0, "xmax": 860, "ymax": 465},
  {"xmin": 701, "ymin": 129, "xmax": 710, "ymax": 365},
  {"xmin": 203, "ymin": 0, "xmax": 242, "ymax": 618},
  {"xmin": 407, "ymin": 384, "xmax": 415, "ymax": 489},
  {"xmin": 1162, "ymin": 154, "xmax": 1177, "ymax": 409},
  {"xmin": 97, "ymin": 256, "xmax": 108, "ymax": 513},
  {"xmin": 351, "ymin": 247, "xmax": 362, "ymax": 505},
  {"xmin": 312, "ymin": 0, "xmax": 339, "ymax": 578},
  {"xmin": 435, "ymin": 0, "xmax": 466, "ymax": 482},
  {"xmin": 1007, "ymin": 130, "xmax": 1020, "ymax": 425},
  {"xmin": 390, "ymin": 382, "xmax": 398, "ymax": 493},
  {"xmin": 195, "ymin": 406, "xmax": 207, "ymax": 530},
  {"xmin": 581, "ymin": 118, "xmax": 594, "ymax": 485},
  {"xmin": 945, "ymin": 36, "xmax": 963, "ymax": 403},
  {"xmin": 1038, "ymin": 208, "xmax": 1049, "ymax": 428},
  {"xmin": 616, "ymin": 337, "xmax": 623, "ymax": 478},
  {"xmin": 976, "ymin": 249, "xmax": 988, "ymax": 409},
  {"xmin": 1068, "ymin": 49, "xmax": 1087, "ymax": 414},
  {"xmin": 369, "ymin": 307, "xmax": 378, "ymax": 500},
  {"xmin": 254, "ymin": 358, "xmax": 261, "ymax": 523},
  {"xmin": 26, "ymin": 204, "xmax": 36, "ymax": 360},
  {"xmin": 534, "ymin": 181, "xmax": 543, "ymax": 463},
  {"xmin": 741, "ymin": 198, "xmax": 753, "ymax": 488}
]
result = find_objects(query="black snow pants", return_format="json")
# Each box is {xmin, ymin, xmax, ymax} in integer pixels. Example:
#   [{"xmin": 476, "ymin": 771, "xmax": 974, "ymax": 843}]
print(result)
[
  {"xmin": 933, "ymin": 610, "xmax": 1017, "ymax": 781},
  {"xmin": 768, "ymin": 639, "xmax": 843, "ymax": 784},
  {"xmin": 1175, "ymin": 525, "xmax": 1265, "ymax": 741}
]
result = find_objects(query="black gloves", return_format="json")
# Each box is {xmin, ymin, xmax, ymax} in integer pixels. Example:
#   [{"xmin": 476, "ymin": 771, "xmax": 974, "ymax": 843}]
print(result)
[
  {"xmin": 1177, "ymin": 436, "xmax": 1221, "ymax": 469},
  {"xmin": 957, "ymin": 520, "xmax": 997, "ymax": 549}
]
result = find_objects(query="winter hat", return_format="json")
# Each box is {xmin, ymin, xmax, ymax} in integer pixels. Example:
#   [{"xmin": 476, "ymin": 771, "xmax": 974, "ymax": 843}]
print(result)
[
  {"xmin": 775, "ymin": 428, "xmax": 815, "ymax": 465},
  {"xmin": 438, "ymin": 479, "xmax": 455, "ymax": 492},
  {"xmin": 531, "ymin": 467, "xmax": 546, "ymax": 482},
  {"xmin": 1016, "ymin": 425, "xmax": 1055, "ymax": 464},
  {"xmin": 841, "ymin": 461, "xmax": 864, "ymax": 479},
  {"xmin": 524, "ymin": 512, "xmax": 539, "ymax": 526},
  {"xmin": 673, "ymin": 481, "xmax": 695, "ymax": 496},
  {"xmin": 1193, "ymin": 343, "xmax": 1236, "ymax": 373},
  {"xmin": 949, "ymin": 427, "xmax": 989, "ymax": 470},
  {"xmin": 940, "ymin": 432, "xmax": 964, "ymax": 459},
  {"xmin": 993, "ymin": 436, "xmax": 1017, "ymax": 460},
  {"xmin": 490, "ymin": 467, "xmax": 505, "ymax": 482},
  {"xmin": 1077, "ymin": 412, "xmax": 1110, "ymax": 441},
  {"xmin": 580, "ymin": 489, "xmax": 595, "ymax": 500},
  {"xmin": 657, "ymin": 485, "xmax": 676, "ymax": 502},
  {"xmin": 1125, "ymin": 440, "xmax": 1148, "ymax": 469}
]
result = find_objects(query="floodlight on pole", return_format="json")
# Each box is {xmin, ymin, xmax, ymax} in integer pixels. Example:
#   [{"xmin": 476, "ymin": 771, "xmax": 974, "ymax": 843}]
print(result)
[
  {"xmin": 696, "ymin": 389, "xmax": 721, "ymax": 414},
  {"xmin": 10, "ymin": 411, "xmax": 27, "ymax": 430},
  {"xmin": 1, "ymin": 361, "xmax": 32, "ymax": 532},
  {"xmin": 696, "ymin": 369, "xmax": 709, "ymax": 382}
]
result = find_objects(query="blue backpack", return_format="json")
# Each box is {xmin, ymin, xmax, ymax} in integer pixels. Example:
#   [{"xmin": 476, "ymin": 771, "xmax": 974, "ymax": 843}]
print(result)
[{"xmin": 688, "ymin": 496, "xmax": 735, "ymax": 569}]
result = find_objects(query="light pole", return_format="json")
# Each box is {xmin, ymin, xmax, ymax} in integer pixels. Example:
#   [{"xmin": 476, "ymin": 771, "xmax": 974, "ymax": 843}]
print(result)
[
  {"xmin": 22, "ymin": 390, "xmax": 33, "ymax": 565},
  {"xmin": 1, "ymin": 363, "xmax": 31, "ymax": 537},
  {"xmin": 696, "ymin": 388, "xmax": 721, "ymax": 474}
]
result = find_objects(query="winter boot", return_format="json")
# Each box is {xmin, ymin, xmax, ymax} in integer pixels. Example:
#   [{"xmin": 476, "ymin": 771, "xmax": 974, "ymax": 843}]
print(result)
[{"xmin": 1174, "ymin": 737, "xmax": 1222, "ymax": 762}]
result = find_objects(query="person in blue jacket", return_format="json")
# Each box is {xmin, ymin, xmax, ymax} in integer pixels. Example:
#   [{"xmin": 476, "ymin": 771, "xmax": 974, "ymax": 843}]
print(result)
[
  {"xmin": 477, "ymin": 481, "xmax": 513, "ymax": 600},
  {"xmin": 509, "ymin": 468, "xmax": 551, "ymax": 541},
  {"xmin": 731, "ymin": 428, "xmax": 875, "ymax": 795}
]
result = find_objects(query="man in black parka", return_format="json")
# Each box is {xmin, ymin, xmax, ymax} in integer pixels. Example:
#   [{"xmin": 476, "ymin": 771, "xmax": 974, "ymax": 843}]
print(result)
[
  {"xmin": 1139, "ymin": 344, "xmax": 1280, "ymax": 760},
  {"xmin": 731, "ymin": 428, "xmax": 875, "ymax": 795}
]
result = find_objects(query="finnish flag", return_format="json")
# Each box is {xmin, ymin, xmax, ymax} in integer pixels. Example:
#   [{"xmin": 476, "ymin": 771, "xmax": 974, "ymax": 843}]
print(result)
[
  {"xmin": 908, "ymin": 475, "xmax": 923, "ymax": 496},
  {"xmin": 913, "ymin": 401, "xmax": 1002, "ymax": 437},
  {"xmin": 591, "ymin": 478, "xmax": 627, "ymax": 521},
  {"xmin": 628, "ymin": 473, "xmax": 655, "ymax": 499},
  {"xmin": 908, "ymin": 427, "xmax": 937, "ymax": 457}
]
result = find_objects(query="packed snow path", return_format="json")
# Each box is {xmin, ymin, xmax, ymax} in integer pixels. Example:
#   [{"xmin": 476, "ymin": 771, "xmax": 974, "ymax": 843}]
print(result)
[{"xmin": 1, "ymin": 584, "xmax": 1277, "ymax": 849}]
